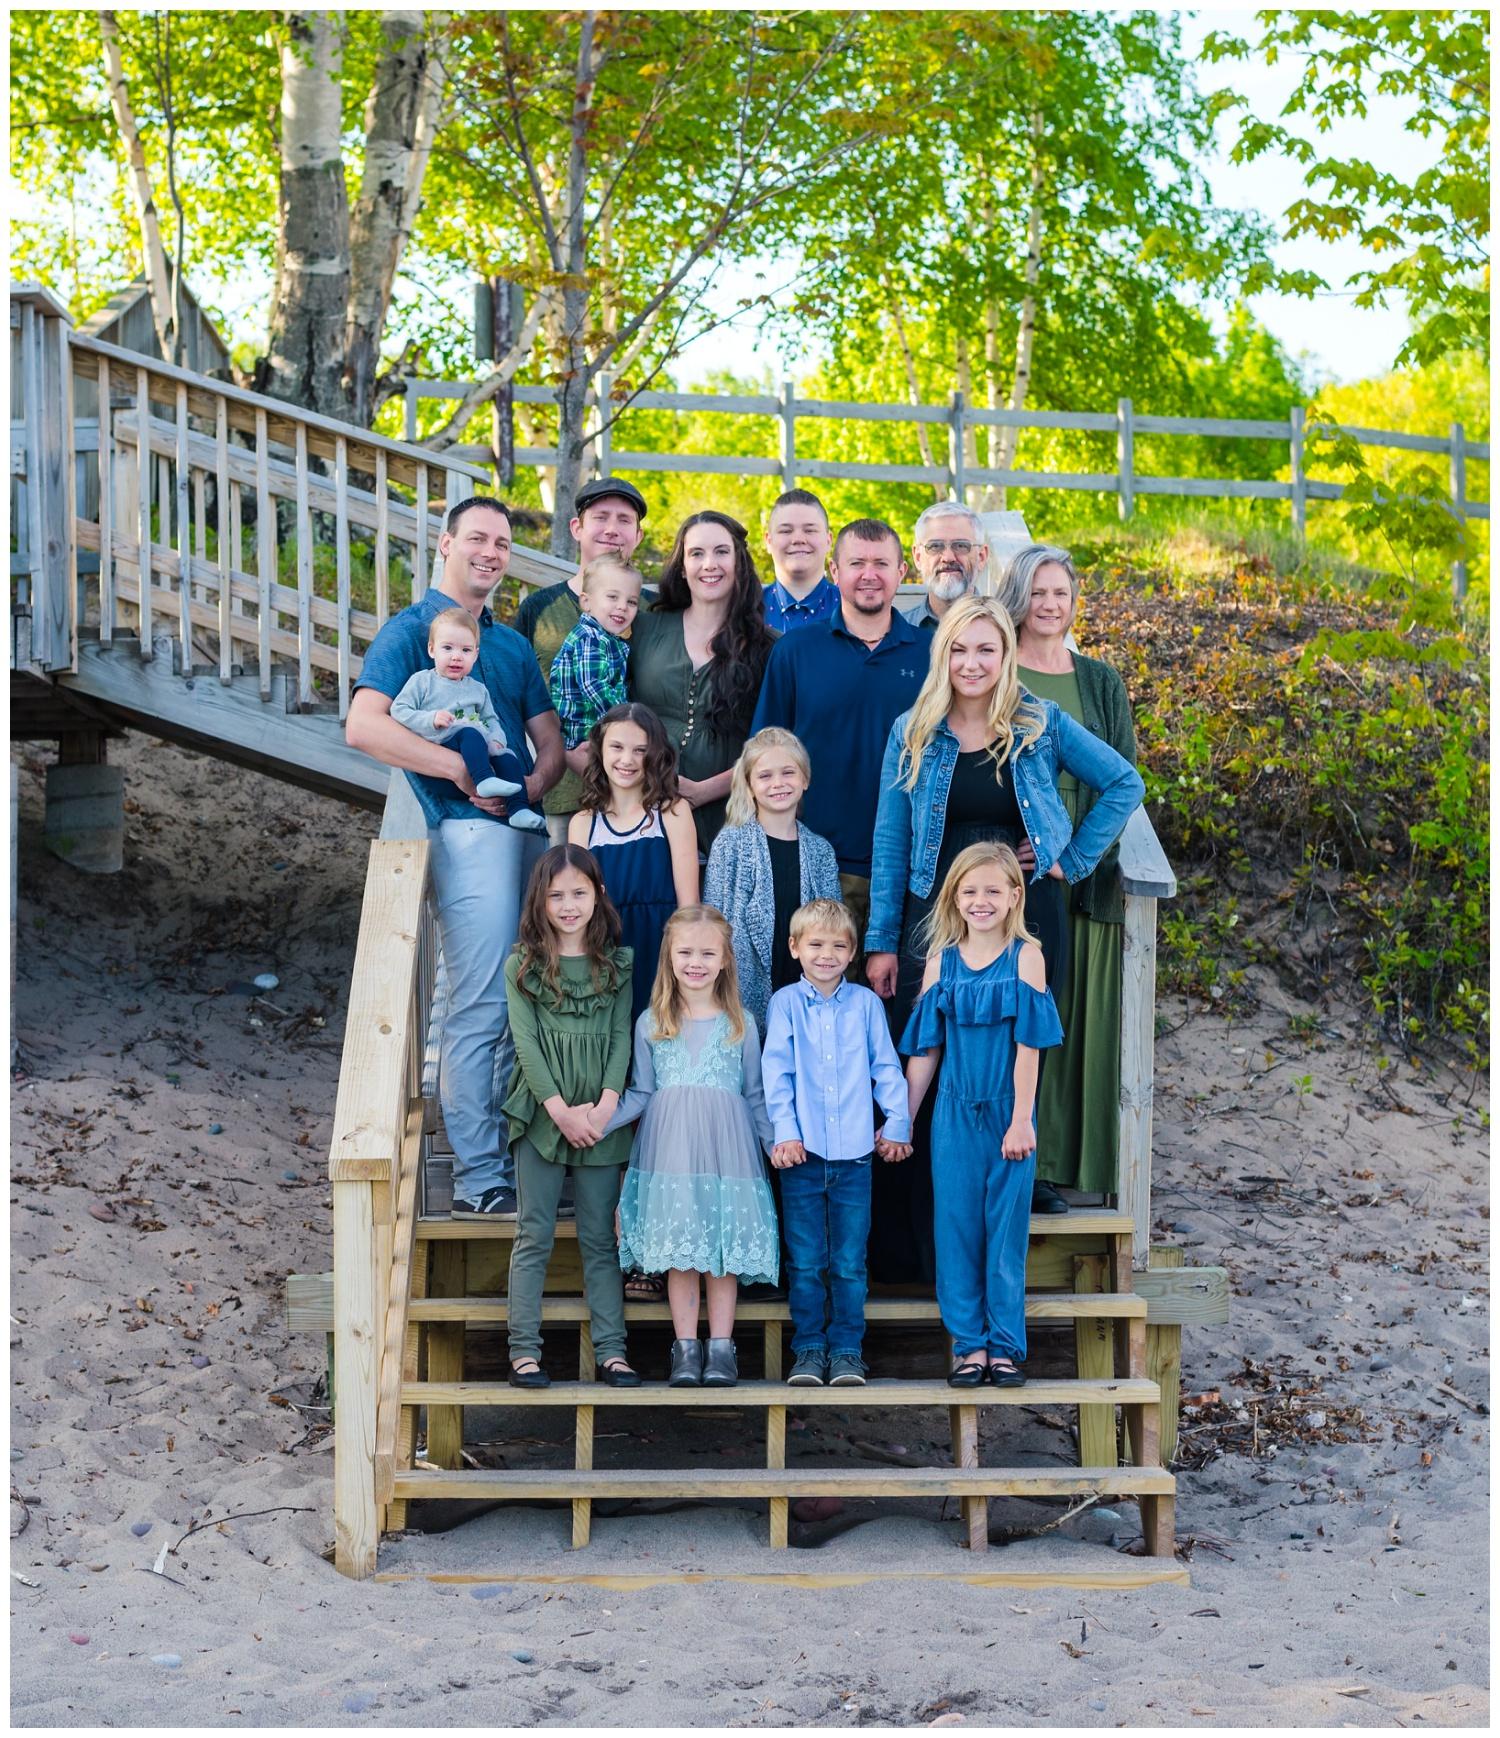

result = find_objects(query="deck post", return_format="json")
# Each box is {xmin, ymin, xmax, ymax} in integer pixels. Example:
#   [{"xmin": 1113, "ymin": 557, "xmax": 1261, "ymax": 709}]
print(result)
[
  {"xmin": 1117, "ymin": 890, "xmax": 1157, "ymax": 1269},
  {"xmin": 14, "ymin": 289, "xmax": 78, "ymax": 674},
  {"xmin": 332, "ymin": 1178, "xmax": 380, "ymax": 1579}
]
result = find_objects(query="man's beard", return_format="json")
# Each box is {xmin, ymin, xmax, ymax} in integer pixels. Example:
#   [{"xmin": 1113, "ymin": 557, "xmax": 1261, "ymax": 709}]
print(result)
[{"xmin": 928, "ymin": 569, "xmax": 973, "ymax": 602}]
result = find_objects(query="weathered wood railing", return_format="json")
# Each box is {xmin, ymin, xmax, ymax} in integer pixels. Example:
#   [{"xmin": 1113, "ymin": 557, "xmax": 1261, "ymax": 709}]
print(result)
[
  {"xmin": 10, "ymin": 284, "xmax": 575, "ymax": 723},
  {"xmin": 1117, "ymin": 806, "xmax": 1176, "ymax": 1268},
  {"xmin": 328, "ymin": 836, "xmax": 436, "ymax": 1579}
]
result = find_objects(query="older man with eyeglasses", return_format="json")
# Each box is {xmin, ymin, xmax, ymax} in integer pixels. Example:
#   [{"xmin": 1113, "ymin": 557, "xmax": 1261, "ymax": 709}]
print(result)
[{"xmin": 904, "ymin": 501, "xmax": 991, "ymax": 628}]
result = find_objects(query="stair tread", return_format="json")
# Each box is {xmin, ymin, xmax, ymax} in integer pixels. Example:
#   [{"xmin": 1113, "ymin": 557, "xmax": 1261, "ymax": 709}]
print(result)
[
  {"xmin": 416, "ymin": 1210, "xmax": 1137, "ymax": 1240},
  {"xmin": 407, "ymin": 1294, "xmax": 1147, "ymax": 1321},
  {"xmin": 392, "ymin": 1464, "xmax": 1175, "ymax": 1499},
  {"xmin": 401, "ymin": 1376, "xmax": 1159, "ymax": 1408}
]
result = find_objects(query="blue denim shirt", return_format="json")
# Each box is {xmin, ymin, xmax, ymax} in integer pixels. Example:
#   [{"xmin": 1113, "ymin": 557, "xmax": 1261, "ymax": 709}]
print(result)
[
  {"xmin": 354, "ymin": 591, "xmax": 554, "ymax": 829},
  {"xmin": 865, "ymin": 699, "xmax": 1145, "ymax": 955},
  {"xmin": 762, "ymin": 976, "xmax": 912, "ymax": 1157}
]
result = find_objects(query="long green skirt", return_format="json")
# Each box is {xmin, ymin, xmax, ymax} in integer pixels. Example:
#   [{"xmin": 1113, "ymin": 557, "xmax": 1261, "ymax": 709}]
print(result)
[{"xmin": 1036, "ymin": 909, "xmax": 1121, "ymax": 1194}]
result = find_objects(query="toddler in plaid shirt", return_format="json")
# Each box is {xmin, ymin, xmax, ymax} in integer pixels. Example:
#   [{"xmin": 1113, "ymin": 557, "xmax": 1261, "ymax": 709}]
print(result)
[{"xmin": 550, "ymin": 555, "xmax": 645, "ymax": 777}]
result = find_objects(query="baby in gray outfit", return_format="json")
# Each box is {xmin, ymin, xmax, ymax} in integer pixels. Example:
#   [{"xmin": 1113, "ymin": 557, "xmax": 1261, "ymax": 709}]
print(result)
[{"xmin": 391, "ymin": 607, "xmax": 547, "ymax": 833}]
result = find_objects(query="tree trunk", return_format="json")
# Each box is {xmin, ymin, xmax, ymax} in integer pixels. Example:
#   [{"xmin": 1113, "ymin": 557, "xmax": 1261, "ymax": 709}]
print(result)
[
  {"xmin": 549, "ymin": 12, "xmax": 601, "ymax": 557},
  {"xmin": 98, "ymin": 10, "xmax": 176, "ymax": 361},
  {"xmin": 995, "ymin": 111, "xmax": 1045, "ymax": 476},
  {"xmin": 882, "ymin": 282, "xmax": 943, "ymax": 503},
  {"xmin": 263, "ymin": 11, "xmax": 352, "ymax": 419},
  {"xmin": 345, "ymin": 10, "xmax": 445, "ymax": 424}
]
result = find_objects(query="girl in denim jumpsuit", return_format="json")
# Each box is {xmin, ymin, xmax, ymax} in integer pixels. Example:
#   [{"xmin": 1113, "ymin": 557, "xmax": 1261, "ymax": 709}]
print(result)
[{"xmin": 901, "ymin": 842, "xmax": 1063, "ymax": 1385}]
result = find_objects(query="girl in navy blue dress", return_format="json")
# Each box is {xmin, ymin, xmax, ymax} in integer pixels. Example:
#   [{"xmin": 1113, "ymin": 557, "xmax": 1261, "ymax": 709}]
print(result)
[
  {"xmin": 901, "ymin": 842, "xmax": 1063, "ymax": 1388},
  {"xmin": 569, "ymin": 703, "xmax": 699, "ymax": 1025}
]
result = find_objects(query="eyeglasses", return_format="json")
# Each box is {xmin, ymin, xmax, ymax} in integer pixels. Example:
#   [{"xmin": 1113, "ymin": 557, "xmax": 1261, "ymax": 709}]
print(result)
[{"xmin": 920, "ymin": 540, "xmax": 976, "ymax": 557}]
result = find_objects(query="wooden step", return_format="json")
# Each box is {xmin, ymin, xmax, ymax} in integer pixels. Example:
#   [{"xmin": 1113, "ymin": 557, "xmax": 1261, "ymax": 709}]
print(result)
[
  {"xmin": 416, "ymin": 1210, "xmax": 1137, "ymax": 1241},
  {"xmin": 407, "ymin": 1293, "xmax": 1148, "ymax": 1324},
  {"xmin": 391, "ymin": 1463, "xmax": 1175, "ymax": 1501},
  {"xmin": 400, "ymin": 1376, "xmax": 1158, "ymax": 1410}
]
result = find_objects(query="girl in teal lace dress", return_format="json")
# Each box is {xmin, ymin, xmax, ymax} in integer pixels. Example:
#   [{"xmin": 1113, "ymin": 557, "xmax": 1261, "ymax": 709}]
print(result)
[{"xmin": 606, "ymin": 904, "xmax": 777, "ymax": 1386}]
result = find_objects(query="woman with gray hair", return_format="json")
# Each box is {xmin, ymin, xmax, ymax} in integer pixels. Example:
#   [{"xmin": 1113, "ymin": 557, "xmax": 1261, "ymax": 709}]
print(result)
[{"xmin": 1001, "ymin": 542, "xmax": 1138, "ymax": 1207}]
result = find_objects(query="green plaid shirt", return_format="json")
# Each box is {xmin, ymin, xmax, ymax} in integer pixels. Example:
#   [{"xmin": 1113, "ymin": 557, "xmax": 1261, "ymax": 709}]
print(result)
[{"xmin": 548, "ymin": 613, "xmax": 631, "ymax": 748}]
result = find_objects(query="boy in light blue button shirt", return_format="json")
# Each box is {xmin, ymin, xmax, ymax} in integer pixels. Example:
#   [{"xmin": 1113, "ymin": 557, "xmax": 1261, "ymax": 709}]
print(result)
[{"xmin": 762, "ymin": 899, "xmax": 911, "ymax": 1385}]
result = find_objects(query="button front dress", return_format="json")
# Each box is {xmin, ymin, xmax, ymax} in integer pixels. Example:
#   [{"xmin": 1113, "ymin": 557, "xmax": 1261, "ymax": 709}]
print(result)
[
  {"xmin": 611, "ymin": 1012, "xmax": 779, "ymax": 1284},
  {"xmin": 900, "ymin": 940, "xmax": 1063, "ymax": 1360}
]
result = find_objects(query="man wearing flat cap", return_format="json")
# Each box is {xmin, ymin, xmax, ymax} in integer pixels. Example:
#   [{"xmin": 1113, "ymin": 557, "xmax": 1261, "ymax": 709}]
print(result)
[{"xmin": 513, "ymin": 478, "xmax": 651, "ymax": 841}]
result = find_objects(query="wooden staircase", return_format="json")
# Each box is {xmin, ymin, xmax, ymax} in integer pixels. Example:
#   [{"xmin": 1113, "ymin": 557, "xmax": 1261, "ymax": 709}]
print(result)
[{"xmin": 380, "ymin": 1201, "xmax": 1175, "ymax": 1563}]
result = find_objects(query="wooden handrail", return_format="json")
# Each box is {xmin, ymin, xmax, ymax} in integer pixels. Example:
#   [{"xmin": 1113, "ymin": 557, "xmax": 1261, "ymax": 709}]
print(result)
[
  {"xmin": 69, "ymin": 332, "xmax": 490, "ymax": 492},
  {"xmin": 329, "ymin": 838, "xmax": 435, "ymax": 1579}
]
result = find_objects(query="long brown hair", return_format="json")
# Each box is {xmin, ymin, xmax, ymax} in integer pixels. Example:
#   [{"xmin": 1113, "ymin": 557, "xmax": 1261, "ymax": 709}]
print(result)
[
  {"xmin": 578, "ymin": 702, "xmax": 680, "ymax": 818},
  {"xmin": 654, "ymin": 510, "xmax": 775, "ymax": 738},
  {"xmin": 512, "ymin": 845, "xmax": 623, "ymax": 1005},
  {"xmin": 647, "ymin": 904, "xmax": 746, "ymax": 1044}
]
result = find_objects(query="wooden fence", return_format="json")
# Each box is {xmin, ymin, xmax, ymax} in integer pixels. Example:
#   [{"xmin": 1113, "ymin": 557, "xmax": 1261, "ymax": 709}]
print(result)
[{"xmin": 406, "ymin": 374, "xmax": 1490, "ymax": 598}]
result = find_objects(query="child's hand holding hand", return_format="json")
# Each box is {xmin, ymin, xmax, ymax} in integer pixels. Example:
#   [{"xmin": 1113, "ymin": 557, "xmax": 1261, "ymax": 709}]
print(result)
[
  {"xmin": 551, "ymin": 1101, "xmax": 600, "ymax": 1150},
  {"xmin": 433, "ymin": 709, "xmax": 455, "ymax": 729},
  {"xmin": 771, "ymin": 1139, "xmax": 806, "ymax": 1169},
  {"xmin": 875, "ymin": 1135, "xmax": 912, "ymax": 1164},
  {"xmin": 1001, "ymin": 1119, "xmax": 1036, "ymax": 1161}
]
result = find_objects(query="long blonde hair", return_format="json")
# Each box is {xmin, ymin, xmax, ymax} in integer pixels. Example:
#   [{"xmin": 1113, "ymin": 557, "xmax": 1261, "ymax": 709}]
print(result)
[
  {"xmin": 919, "ymin": 842, "xmax": 1037, "ymax": 957},
  {"xmin": 647, "ymin": 904, "xmax": 747, "ymax": 1043},
  {"xmin": 725, "ymin": 727, "xmax": 811, "ymax": 828},
  {"xmin": 899, "ymin": 595, "xmax": 1046, "ymax": 791}
]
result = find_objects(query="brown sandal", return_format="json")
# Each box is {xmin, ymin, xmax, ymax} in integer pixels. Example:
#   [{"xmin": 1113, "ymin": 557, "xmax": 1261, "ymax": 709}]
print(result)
[{"xmin": 624, "ymin": 1272, "xmax": 666, "ymax": 1301}]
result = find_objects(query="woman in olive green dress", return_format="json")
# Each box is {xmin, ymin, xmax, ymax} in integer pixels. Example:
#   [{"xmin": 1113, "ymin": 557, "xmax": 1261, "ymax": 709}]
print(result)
[
  {"xmin": 999, "ymin": 543, "xmax": 1138, "ymax": 1202},
  {"xmin": 628, "ymin": 511, "xmax": 778, "ymax": 859},
  {"xmin": 503, "ymin": 845, "xmax": 640, "ymax": 1387}
]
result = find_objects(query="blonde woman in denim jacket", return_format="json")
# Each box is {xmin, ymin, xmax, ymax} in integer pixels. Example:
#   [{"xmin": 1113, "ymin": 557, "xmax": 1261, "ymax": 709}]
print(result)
[{"xmin": 863, "ymin": 595, "xmax": 1142, "ymax": 1279}]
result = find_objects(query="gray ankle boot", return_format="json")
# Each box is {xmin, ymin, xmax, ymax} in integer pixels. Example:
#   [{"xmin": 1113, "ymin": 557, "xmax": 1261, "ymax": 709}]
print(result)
[
  {"xmin": 702, "ymin": 1336, "xmax": 738, "ymax": 1386},
  {"xmin": 669, "ymin": 1338, "xmax": 704, "ymax": 1386}
]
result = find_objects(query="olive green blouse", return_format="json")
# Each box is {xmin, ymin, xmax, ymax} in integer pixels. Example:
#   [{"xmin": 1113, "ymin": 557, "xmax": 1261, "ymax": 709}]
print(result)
[
  {"xmin": 501, "ymin": 948, "xmax": 635, "ymax": 1166},
  {"xmin": 628, "ymin": 607, "xmax": 768, "ymax": 857}
]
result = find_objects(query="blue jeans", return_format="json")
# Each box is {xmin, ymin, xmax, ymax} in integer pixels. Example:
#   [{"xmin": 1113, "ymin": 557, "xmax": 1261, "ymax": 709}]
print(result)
[
  {"xmin": 429, "ymin": 816, "xmax": 546, "ymax": 1198},
  {"xmin": 932, "ymin": 1124, "xmax": 1034, "ymax": 1361},
  {"xmin": 440, "ymin": 727, "xmax": 541, "ymax": 825},
  {"xmin": 780, "ymin": 1154, "xmax": 873, "ymax": 1357}
]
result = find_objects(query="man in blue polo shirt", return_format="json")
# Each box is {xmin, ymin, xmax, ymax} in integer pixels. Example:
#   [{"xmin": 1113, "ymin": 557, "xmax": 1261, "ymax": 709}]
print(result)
[
  {"xmin": 348, "ymin": 497, "xmax": 564, "ymax": 1220},
  {"xmin": 761, "ymin": 488, "xmax": 840, "ymax": 634},
  {"xmin": 751, "ymin": 517, "xmax": 932, "ymax": 950}
]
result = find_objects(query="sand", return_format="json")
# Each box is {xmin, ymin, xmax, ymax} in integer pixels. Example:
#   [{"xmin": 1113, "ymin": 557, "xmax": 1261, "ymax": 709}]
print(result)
[{"xmin": 8, "ymin": 731, "xmax": 1489, "ymax": 1728}]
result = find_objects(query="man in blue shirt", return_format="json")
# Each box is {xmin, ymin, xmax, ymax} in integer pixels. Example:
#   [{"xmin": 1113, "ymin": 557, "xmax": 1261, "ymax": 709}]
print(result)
[
  {"xmin": 761, "ymin": 488, "xmax": 840, "ymax": 634},
  {"xmin": 751, "ymin": 517, "xmax": 933, "ymax": 951},
  {"xmin": 762, "ymin": 899, "xmax": 911, "ymax": 1385},
  {"xmin": 348, "ymin": 497, "xmax": 564, "ymax": 1220}
]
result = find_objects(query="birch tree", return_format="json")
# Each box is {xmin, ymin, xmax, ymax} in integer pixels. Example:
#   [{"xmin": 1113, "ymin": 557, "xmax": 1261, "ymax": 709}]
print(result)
[
  {"xmin": 13, "ymin": 7, "xmax": 452, "ymax": 424},
  {"xmin": 426, "ymin": 8, "xmax": 903, "ymax": 553}
]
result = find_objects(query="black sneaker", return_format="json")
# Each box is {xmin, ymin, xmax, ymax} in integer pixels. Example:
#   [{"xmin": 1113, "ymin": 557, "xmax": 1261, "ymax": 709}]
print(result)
[
  {"xmin": 787, "ymin": 1350, "xmax": 827, "ymax": 1386},
  {"xmin": 450, "ymin": 1185, "xmax": 518, "ymax": 1221},
  {"xmin": 828, "ymin": 1353, "xmax": 868, "ymax": 1386}
]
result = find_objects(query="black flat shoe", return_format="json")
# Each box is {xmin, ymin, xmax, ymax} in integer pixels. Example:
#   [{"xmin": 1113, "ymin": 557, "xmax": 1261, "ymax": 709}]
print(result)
[
  {"xmin": 1031, "ymin": 1180, "xmax": 1069, "ymax": 1215},
  {"xmin": 989, "ymin": 1360, "xmax": 1026, "ymax": 1388},
  {"xmin": 507, "ymin": 1360, "xmax": 550, "ymax": 1388},
  {"xmin": 947, "ymin": 1360, "xmax": 988, "ymax": 1389},
  {"xmin": 596, "ymin": 1359, "xmax": 643, "ymax": 1387}
]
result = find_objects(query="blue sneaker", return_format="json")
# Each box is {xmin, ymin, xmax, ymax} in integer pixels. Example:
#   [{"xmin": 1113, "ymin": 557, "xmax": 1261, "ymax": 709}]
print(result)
[
  {"xmin": 787, "ymin": 1350, "xmax": 827, "ymax": 1386},
  {"xmin": 828, "ymin": 1353, "xmax": 867, "ymax": 1386}
]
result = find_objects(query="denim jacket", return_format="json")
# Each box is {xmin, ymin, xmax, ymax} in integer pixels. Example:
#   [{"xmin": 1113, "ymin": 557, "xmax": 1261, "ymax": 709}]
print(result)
[{"xmin": 865, "ymin": 697, "xmax": 1145, "ymax": 955}]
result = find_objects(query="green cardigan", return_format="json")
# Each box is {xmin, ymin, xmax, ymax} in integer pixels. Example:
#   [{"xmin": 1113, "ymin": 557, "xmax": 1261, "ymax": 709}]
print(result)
[
  {"xmin": 502, "ymin": 948, "xmax": 635, "ymax": 1165},
  {"xmin": 1021, "ymin": 651, "xmax": 1138, "ymax": 926}
]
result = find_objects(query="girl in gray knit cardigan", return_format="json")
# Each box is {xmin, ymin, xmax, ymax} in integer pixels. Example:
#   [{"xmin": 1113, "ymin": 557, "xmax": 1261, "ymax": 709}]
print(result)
[{"xmin": 703, "ymin": 728, "xmax": 841, "ymax": 1036}]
